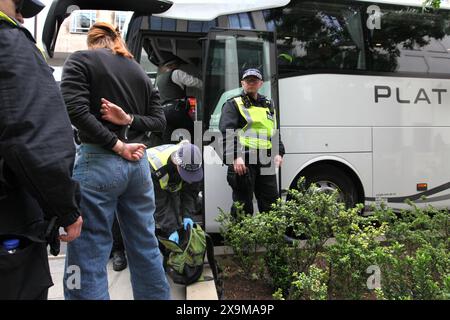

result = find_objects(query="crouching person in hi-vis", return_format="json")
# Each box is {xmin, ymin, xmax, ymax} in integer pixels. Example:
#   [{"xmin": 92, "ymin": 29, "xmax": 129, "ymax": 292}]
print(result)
[{"xmin": 146, "ymin": 141, "xmax": 203, "ymax": 248}]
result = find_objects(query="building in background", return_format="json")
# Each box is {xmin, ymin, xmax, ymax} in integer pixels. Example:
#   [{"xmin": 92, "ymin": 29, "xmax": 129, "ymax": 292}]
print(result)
[
  {"xmin": 21, "ymin": 1, "xmax": 131, "ymax": 66},
  {"xmin": 54, "ymin": 9, "xmax": 131, "ymax": 53}
]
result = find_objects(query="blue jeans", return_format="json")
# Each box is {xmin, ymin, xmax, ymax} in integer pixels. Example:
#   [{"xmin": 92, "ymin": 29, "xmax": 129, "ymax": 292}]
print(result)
[{"xmin": 64, "ymin": 144, "xmax": 170, "ymax": 300}]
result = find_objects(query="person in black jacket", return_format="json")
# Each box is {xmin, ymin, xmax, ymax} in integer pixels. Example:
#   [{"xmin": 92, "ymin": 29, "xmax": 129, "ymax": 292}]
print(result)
[
  {"xmin": 219, "ymin": 68, "xmax": 285, "ymax": 217},
  {"xmin": 0, "ymin": 0, "xmax": 83, "ymax": 300},
  {"xmin": 60, "ymin": 22, "xmax": 170, "ymax": 300},
  {"xmin": 154, "ymin": 52, "xmax": 202, "ymax": 144}
]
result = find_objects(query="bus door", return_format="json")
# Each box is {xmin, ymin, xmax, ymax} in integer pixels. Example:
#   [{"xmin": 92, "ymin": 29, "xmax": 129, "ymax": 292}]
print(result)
[{"xmin": 200, "ymin": 29, "xmax": 278, "ymax": 234}]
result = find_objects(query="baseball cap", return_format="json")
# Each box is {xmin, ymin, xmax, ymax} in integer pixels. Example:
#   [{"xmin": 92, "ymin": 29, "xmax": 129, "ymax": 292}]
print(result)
[
  {"xmin": 172, "ymin": 142, "xmax": 203, "ymax": 184},
  {"xmin": 242, "ymin": 68, "xmax": 262, "ymax": 80},
  {"xmin": 20, "ymin": 0, "xmax": 45, "ymax": 18}
]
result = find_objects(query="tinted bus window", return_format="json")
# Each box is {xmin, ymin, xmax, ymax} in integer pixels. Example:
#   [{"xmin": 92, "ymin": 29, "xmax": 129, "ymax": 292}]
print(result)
[
  {"xmin": 149, "ymin": 16, "xmax": 176, "ymax": 31},
  {"xmin": 186, "ymin": 20, "xmax": 218, "ymax": 32},
  {"xmin": 368, "ymin": 5, "xmax": 450, "ymax": 75},
  {"xmin": 265, "ymin": 1, "xmax": 450, "ymax": 77},
  {"xmin": 228, "ymin": 13, "xmax": 254, "ymax": 30},
  {"xmin": 265, "ymin": 1, "xmax": 365, "ymax": 76}
]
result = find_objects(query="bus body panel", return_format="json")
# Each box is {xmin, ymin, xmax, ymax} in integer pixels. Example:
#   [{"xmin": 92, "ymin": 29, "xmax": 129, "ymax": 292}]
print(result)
[
  {"xmin": 203, "ymin": 145, "xmax": 233, "ymax": 233},
  {"xmin": 279, "ymin": 75, "xmax": 450, "ymax": 127},
  {"xmin": 373, "ymin": 127, "xmax": 450, "ymax": 205},
  {"xmin": 280, "ymin": 127, "xmax": 372, "ymax": 153}
]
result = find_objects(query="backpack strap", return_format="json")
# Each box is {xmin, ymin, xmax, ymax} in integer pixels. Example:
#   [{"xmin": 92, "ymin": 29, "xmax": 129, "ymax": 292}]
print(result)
[{"xmin": 204, "ymin": 232, "xmax": 224, "ymax": 299}]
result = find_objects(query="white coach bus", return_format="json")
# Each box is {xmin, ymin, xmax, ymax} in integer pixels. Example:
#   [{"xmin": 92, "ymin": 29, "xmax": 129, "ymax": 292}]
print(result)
[{"xmin": 44, "ymin": 0, "xmax": 450, "ymax": 235}]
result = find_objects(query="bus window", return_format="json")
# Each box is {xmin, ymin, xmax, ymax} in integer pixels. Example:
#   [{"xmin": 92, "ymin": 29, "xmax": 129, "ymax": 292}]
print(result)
[
  {"xmin": 367, "ymin": 5, "xmax": 450, "ymax": 75},
  {"xmin": 228, "ymin": 13, "xmax": 254, "ymax": 30},
  {"xmin": 265, "ymin": 1, "xmax": 366, "ymax": 76}
]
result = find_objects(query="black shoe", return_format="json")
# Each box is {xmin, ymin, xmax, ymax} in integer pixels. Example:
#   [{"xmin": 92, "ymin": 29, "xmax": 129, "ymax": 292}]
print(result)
[{"xmin": 112, "ymin": 250, "xmax": 127, "ymax": 272}]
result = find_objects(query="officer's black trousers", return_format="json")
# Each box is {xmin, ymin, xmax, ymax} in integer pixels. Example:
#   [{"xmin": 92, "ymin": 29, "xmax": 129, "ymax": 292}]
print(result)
[
  {"xmin": 226, "ymin": 164, "xmax": 279, "ymax": 216},
  {"xmin": 111, "ymin": 215, "xmax": 124, "ymax": 253}
]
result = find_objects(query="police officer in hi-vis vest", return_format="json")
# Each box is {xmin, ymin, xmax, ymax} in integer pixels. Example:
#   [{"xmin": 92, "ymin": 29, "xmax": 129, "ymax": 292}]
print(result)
[
  {"xmin": 147, "ymin": 140, "xmax": 203, "ymax": 244},
  {"xmin": 0, "ymin": 0, "xmax": 82, "ymax": 299},
  {"xmin": 219, "ymin": 68, "xmax": 285, "ymax": 217}
]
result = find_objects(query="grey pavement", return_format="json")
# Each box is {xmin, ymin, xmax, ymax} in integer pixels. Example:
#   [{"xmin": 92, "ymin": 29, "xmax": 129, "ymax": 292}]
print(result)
[
  {"xmin": 49, "ymin": 233, "xmax": 218, "ymax": 300},
  {"xmin": 47, "ymin": 255, "xmax": 185, "ymax": 300}
]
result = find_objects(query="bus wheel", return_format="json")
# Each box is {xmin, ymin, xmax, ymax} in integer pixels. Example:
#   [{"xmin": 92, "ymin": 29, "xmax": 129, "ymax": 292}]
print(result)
[{"xmin": 300, "ymin": 164, "xmax": 359, "ymax": 209}]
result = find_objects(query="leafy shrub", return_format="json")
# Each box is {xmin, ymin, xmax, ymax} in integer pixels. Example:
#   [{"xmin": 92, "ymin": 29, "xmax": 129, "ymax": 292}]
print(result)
[
  {"xmin": 373, "ymin": 203, "xmax": 449, "ymax": 300},
  {"xmin": 218, "ymin": 178, "xmax": 450, "ymax": 300},
  {"xmin": 288, "ymin": 265, "xmax": 328, "ymax": 300},
  {"xmin": 326, "ymin": 207, "xmax": 388, "ymax": 299}
]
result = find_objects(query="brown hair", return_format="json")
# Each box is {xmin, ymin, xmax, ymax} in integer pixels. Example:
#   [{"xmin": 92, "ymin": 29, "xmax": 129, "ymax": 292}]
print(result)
[{"xmin": 87, "ymin": 22, "xmax": 133, "ymax": 59}]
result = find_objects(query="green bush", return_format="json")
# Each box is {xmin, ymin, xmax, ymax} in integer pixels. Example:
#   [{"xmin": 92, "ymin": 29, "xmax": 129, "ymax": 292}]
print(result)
[
  {"xmin": 217, "ymin": 178, "xmax": 450, "ymax": 300},
  {"xmin": 288, "ymin": 265, "xmax": 328, "ymax": 300},
  {"xmin": 373, "ymin": 203, "xmax": 449, "ymax": 300},
  {"xmin": 217, "ymin": 202, "xmax": 289, "ymax": 277},
  {"xmin": 326, "ymin": 208, "xmax": 388, "ymax": 299}
]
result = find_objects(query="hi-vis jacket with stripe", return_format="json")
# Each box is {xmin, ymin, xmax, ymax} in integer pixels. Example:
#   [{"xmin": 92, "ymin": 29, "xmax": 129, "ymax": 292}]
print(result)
[
  {"xmin": 147, "ymin": 144, "xmax": 183, "ymax": 192},
  {"xmin": 146, "ymin": 143, "xmax": 199, "ymax": 234},
  {"xmin": 219, "ymin": 92, "xmax": 285, "ymax": 163}
]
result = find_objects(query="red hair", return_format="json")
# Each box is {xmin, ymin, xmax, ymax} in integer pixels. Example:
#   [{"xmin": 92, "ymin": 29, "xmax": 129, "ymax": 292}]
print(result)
[{"xmin": 87, "ymin": 22, "xmax": 133, "ymax": 59}]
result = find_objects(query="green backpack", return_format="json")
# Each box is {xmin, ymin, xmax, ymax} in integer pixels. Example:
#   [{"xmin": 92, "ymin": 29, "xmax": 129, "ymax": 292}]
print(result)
[{"xmin": 158, "ymin": 224, "xmax": 222, "ymax": 293}]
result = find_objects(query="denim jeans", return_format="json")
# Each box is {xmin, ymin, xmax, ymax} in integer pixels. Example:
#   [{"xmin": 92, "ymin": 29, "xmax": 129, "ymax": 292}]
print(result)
[{"xmin": 64, "ymin": 144, "xmax": 170, "ymax": 300}]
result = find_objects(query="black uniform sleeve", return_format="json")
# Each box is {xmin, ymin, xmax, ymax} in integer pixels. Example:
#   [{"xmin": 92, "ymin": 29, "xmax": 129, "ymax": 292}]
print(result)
[
  {"xmin": 219, "ymin": 99, "xmax": 243, "ymax": 163},
  {"xmin": 61, "ymin": 51, "xmax": 119, "ymax": 150},
  {"xmin": 180, "ymin": 181, "xmax": 200, "ymax": 218},
  {"xmin": 130, "ymin": 86, "xmax": 166, "ymax": 133},
  {"xmin": 0, "ymin": 27, "xmax": 80, "ymax": 228}
]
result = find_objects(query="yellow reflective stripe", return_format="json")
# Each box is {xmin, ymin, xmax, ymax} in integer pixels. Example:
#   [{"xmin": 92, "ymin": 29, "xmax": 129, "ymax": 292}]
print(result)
[
  {"xmin": 37, "ymin": 45, "xmax": 47, "ymax": 62},
  {"xmin": 239, "ymin": 135, "xmax": 272, "ymax": 149},
  {"xmin": 234, "ymin": 97, "xmax": 253, "ymax": 125},
  {"xmin": 233, "ymin": 96, "xmax": 276, "ymax": 149},
  {"xmin": 0, "ymin": 11, "xmax": 17, "ymax": 26},
  {"xmin": 240, "ymin": 130, "xmax": 270, "ymax": 140},
  {"xmin": 147, "ymin": 144, "xmax": 179, "ymax": 169},
  {"xmin": 146, "ymin": 144, "xmax": 181, "ymax": 191}
]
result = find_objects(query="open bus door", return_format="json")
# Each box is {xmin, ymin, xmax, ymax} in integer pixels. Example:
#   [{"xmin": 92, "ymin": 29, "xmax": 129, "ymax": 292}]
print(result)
[
  {"xmin": 42, "ymin": 0, "xmax": 173, "ymax": 57},
  {"xmin": 200, "ymin": 29, "xmax": 278, "ymax": 234}
]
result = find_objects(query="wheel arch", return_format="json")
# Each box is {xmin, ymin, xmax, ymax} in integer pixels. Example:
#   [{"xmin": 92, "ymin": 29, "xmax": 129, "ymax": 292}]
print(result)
[{"xmin": 288, "ymin": 156, "xmax": 365, "ymax": 205}]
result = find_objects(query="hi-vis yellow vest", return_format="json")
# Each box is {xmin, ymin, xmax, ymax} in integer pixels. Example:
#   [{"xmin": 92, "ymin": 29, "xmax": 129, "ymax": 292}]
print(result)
[
  {"xmin": 234, "ymin": 96, "xmax": 276, "ymax": 150},
  {"xmin": 147, "ymin": 144, "xmax": 183, "ymax": 192},
  {"xmin": 0, "ymin": 11, "xmax": 17, "ymax": 26}
]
